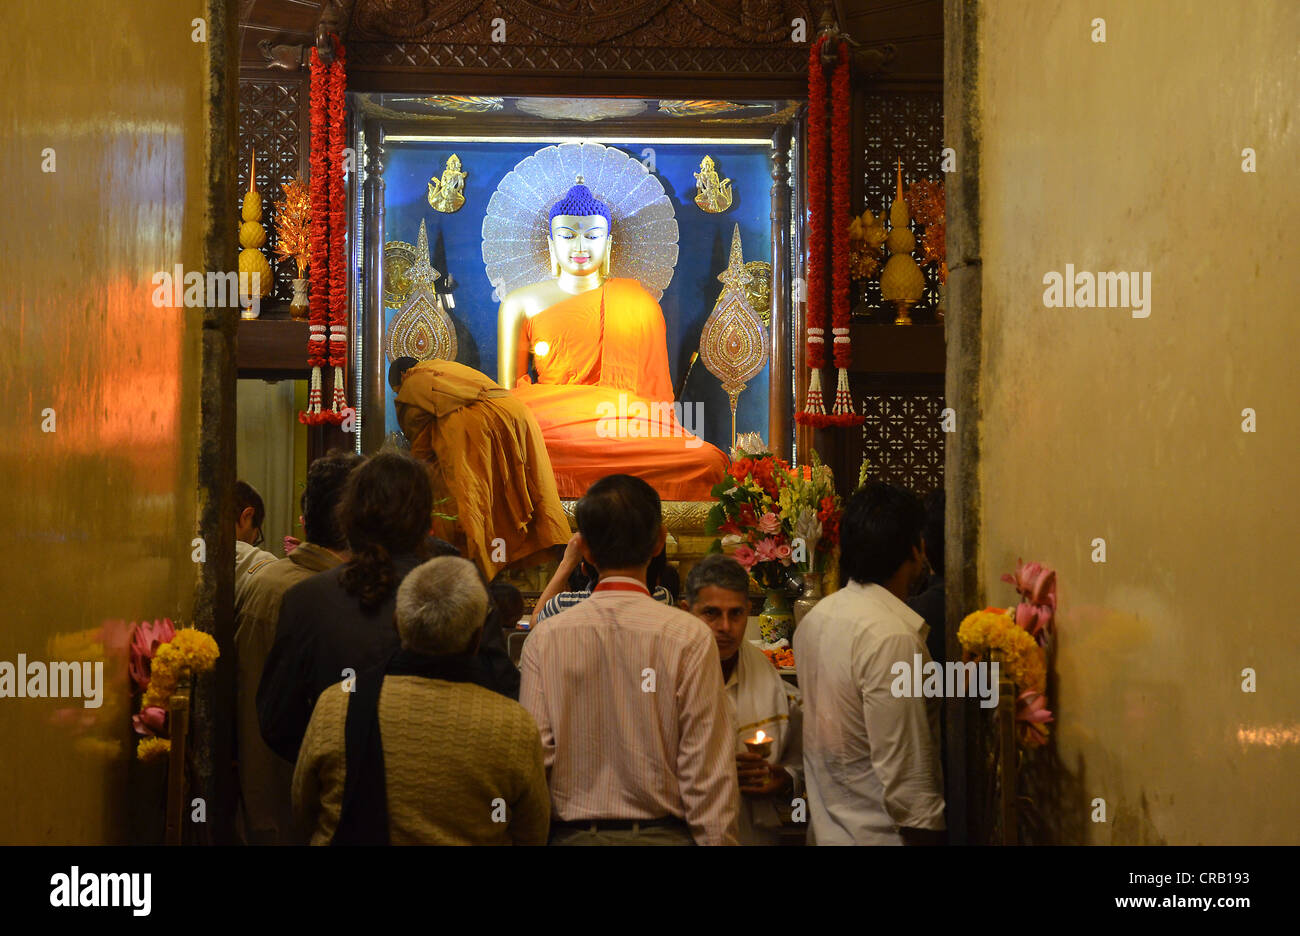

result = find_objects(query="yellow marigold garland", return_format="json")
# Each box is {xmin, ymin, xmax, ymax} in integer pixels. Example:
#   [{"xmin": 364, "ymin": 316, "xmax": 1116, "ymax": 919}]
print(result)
[
  {"xmin": 957, "ymin": 608, "xmax": 1046, "ymax": 693},
  {"xmin": 136, "ymin": 628, "xmax": 219, "ymax": 760},
  {"xmin": 137, "ymin": 737, "xmax": 171, "ymax": 763},
  {"xmin": 141, "ymin": 629, "xmax": 219, "ymax": 710}
]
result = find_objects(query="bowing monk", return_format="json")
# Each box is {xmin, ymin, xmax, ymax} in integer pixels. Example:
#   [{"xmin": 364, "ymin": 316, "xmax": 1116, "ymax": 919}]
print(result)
[
  {"xmin": 497, "ymin": 180, "xmax": 729, "ymax": 500},
  {"xmin": 390, "ymin": 356, "xmax": 571, "ymax": 578}
]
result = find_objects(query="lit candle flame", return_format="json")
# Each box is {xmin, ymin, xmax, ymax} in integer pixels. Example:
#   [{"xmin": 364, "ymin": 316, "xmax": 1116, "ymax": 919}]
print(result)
[
  {"xmin": 534, "ymin": 340, "xmax": 550, "ymax": 357},
  {"xmin": 754, "ymin": 730, "xmax": 766, "ymax": 744}
]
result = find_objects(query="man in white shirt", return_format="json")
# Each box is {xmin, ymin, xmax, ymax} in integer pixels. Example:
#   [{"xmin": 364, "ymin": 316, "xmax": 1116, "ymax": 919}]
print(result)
[
  {"xmin": 682, "ymin": 553, "xmax": 802, "ymax": 845},
  {"xmin": 520, "ymin": 474, "xmax": 739, "ymax": 845},
  {"xmin": 794, "ymin": 482, "xmax": 945, "ymax": 845}
]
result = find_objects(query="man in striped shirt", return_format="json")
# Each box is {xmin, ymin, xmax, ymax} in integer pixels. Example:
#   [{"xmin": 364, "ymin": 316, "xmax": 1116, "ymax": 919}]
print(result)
[{"xmin": 520, "ymin": 474, "xmax": 739, "ymax": 845}]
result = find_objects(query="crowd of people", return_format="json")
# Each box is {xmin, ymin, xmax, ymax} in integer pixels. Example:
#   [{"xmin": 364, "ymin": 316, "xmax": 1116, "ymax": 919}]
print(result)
[{"xmin": 232, "ymin": 452, "xmax": 946, "ymax": 846}]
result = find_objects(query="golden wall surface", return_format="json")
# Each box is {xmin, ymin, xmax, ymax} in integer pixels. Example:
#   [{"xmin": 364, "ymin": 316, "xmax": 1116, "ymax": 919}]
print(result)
[
  {"xmin": 975, "ymin": 0, "xmax": 1299, "ymax": 843},
  {"xmin": 0, "ymin": 0, "xmax": 208, "ymax": 843}
]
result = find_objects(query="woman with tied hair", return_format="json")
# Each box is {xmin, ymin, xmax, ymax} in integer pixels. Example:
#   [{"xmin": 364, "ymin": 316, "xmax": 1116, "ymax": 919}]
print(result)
[
  {"xmin": 258, "ymin": 452, "xmax": 518, "ymax": 767},
  {"xmin": 294, "ymin": 556, "xmax": 549, "ymax": 845}
]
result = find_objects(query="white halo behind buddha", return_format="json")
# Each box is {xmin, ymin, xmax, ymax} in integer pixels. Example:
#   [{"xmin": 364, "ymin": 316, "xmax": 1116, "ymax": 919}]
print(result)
[{"xmin": 481, "ymin": 142, "xmax": 680, "ymax": 301}]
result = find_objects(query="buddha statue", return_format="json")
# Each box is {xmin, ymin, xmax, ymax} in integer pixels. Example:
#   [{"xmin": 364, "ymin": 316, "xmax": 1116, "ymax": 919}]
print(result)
[{"xmin": 497, "ymin": 179, "xmax": 729, "ymax": 500}]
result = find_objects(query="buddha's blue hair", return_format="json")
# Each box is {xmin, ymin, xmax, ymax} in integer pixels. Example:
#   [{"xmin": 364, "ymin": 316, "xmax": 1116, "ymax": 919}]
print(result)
[{"xmin": 548, "ymin": 183, "xmax": 612, "ymax": 229}]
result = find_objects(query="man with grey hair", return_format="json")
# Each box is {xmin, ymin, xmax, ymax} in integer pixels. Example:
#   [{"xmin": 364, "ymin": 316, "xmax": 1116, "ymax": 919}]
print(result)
[
  {"xmin": 293, "ymin": 556, "xmax": 549, "ymax": 845},
  {"xmin": 682, "ymin": 553, "xmax": 803, "ymax": 845}
]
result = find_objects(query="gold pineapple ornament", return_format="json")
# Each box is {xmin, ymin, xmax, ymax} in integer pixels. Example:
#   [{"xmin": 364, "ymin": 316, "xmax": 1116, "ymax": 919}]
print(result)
[
  {"xmin": 238, "ymin": 150, "xmax": 274, "ymax": 319},
  {"xmin": 879, "ymin": 159, "xmax": 925, "ymax": 325}
]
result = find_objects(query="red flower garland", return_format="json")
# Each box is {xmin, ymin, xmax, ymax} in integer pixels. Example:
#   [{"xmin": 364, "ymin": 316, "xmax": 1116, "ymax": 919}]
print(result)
[
  {"xmin": 307, "ymin": 49, "xmax": 328, "ymax": 371},
  {"xmin": 796, "ymin": 37, "xmax": 829, "ymax": 429},
  {"xmin": 830, "ymin": 40, "xmax": 851, "ymax": 372},
  {"xmin": 797, "ymin": 36, "xmax": 863, "ymax": 429},
  {"xmin": 804, "ymin": 35, "xmax": 828, "ymax": 374},
  {"xmin": 300, "ymin": 37, "xmax": 349, "ymax": 426},
  {"xmin": 326, "ymin": 40, "xmax": 349, "ymax": 418}
]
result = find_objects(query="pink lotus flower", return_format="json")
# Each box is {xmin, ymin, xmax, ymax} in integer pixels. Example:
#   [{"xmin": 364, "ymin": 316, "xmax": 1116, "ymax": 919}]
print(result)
[
  {"xmin": 129, "ymin": 618, "xmax": 175, "ymax": 690},
  {"xmin": 732, "ymin": 544, "xmax": 758, "ymax": 571},
  {"xmin": 1003, "ymin": 559, "xmax": 1057, "ymax": 644},
  {"xmin": 132, "ymin": 706, "xmax": 167, "ymax": 737},
  {"xmin": 757, "ymin": 511, "xmax": 781, "ymax": 535},
  {"xmin": 1016, "ymin": 690, "xmax": 1054, "ymax": 725},
  {"xmin": 754, "ymin": 538, "xmax": 780, "ymax": 563},
  {"xmin": 1016, "ymin": 690, "xmax": 1053, "ymax": 747}
]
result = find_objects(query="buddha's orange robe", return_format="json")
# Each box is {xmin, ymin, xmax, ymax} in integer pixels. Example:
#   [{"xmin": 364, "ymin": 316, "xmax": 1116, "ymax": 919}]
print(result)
[
  {"xmin": 395, "ymin": 360, "xmax": 571, "ymax": 578},
  {"xmin": 511, "ymin": 278, "xmax": 729, "ymax": 500}
]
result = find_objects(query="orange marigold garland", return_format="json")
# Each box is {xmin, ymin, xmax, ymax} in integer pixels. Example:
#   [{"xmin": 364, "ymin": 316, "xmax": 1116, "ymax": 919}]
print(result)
[
  {"xmin": 798, "ymin": 37, "xmax": 862, "ymax": 428},
  {"xmin": 300, "ymin": 36, "xmax": 349, "ymax": 426}
]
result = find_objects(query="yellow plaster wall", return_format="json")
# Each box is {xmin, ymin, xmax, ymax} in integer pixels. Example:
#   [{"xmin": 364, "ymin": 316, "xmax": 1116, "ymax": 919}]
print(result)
[
  {"xmin": 0, "ymin": 0, "xmax": 209, "ymax": 842},
  {"xmin": 975, "ymin": 0, "xmax": 1299, "ymax": 842}
]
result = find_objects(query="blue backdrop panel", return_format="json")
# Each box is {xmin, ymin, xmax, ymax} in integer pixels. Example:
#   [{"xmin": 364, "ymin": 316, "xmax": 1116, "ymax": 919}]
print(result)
[{"xmin": 382, "ymin": 139, "xmax": 773, "ymax": 456}]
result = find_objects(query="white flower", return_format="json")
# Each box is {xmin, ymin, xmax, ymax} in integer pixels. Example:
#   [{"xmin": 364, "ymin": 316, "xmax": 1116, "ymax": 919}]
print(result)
[{"xmin": 720, "ymin": 534, "xmax": 743, "ymax": 547}]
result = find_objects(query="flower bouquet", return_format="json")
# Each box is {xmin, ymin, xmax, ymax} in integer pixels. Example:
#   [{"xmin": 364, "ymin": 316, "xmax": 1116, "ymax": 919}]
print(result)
[
  {"xmin": 130, "ymin": 620, "xmax": 219, "ymax": 762},
  {"xmin": 957, "ymin": 559, "xmax": 1057, "ymax": 747},
  {"xmin": 706, "ymin": 447, "xmax": 843, "ymax": 642}
]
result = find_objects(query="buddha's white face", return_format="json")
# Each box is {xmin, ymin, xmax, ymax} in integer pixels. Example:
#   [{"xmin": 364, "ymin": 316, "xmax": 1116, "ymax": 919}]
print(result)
[{"xmin": 549, "ymin": 214, "xmax": 610, "ymax": 279}]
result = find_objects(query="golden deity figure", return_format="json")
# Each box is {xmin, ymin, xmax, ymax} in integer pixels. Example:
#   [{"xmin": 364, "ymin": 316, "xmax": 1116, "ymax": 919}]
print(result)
[
  {"xmin": 427, "ymin": 153, "xmax": 466, "ymax": 213},
  {"xmin": 693, "ymin": 155, "xmax": 733, "ymax": 213},
  {"xmin": 497, "ymin": 178, "xmax": 729, "ymax": 500}
]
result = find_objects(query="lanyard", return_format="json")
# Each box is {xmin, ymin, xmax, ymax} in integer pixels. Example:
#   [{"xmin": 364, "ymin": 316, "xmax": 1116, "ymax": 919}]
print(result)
[{"xmin": 593, "ymin": 578, "xmax": 650, "ymax": 596}]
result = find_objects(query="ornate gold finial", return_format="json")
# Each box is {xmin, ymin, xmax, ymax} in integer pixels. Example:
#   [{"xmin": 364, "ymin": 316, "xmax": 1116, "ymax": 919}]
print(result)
[
  {"xmin": 700, "ymin": 225, "xmax": 769, "ymax": 449},
  {"xmin": 427, "ymin": 154, "xmax": 466, "ymax": 213},
  {"xmin": 239, "ymin": 149, "xmax": 272, "ymax": 316},
  {"xmin": 881, "ymin": 159, "xmax": 925, "ymax": 325},
  {"xmin": 694, "ymin": 155, "xmax": 733, "ymax": 213},
  {"xmin": 575, "ymin": 174, "xmax": 585, "ymax": 184},
  {"xmin": 386, "ymin": 219, "xmax": 457, "ymax": 363},
  {"xmin": 409, "ymin": 219, "xmax": 441, "ymax": 290}
]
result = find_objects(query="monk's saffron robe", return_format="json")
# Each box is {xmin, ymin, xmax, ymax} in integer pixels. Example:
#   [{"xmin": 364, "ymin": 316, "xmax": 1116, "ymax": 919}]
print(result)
[
  {"xmin": 511, "ymin": 278, "xmax": 729, "ymax": 500},
  {"xmin": 395, "ymin": 359, "xmax": 571, "ymax": 577}
]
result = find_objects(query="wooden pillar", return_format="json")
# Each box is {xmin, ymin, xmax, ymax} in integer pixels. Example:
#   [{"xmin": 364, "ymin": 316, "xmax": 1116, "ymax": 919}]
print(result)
[
  {"xmin": 360, "ymin": 118, "xmax": 387, "ymax": 454},
  {"xmin": 194, "ymin": 0, "xmax": 238, "ymax": 846},
  {"xmin": 768, "ymin": 124, "xmax": 792, "ymax": 461},
  {"xmin": 945, "ymin": 0, "xmax": 984, "ymax": 847}
]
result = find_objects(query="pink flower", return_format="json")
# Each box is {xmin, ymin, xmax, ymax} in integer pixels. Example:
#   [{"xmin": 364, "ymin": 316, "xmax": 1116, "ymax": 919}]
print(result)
[
  {"xmin": 775, "ymin": 543, "xmax": 792, "ymax": 564},
  {"xmin": 754, "ymin": 538, "xmax": 780, "ymax": 563},
  {"xmin": 732, "ymin": 545, "xmax": 758, "ymax": 571},
  {"xmin": 1016, "ymin": 690, "xmax": 1053, "ymax": 747},
  {"xmin": 1002, "ymin": 559, "xmax": 1056, "ymax": 644},
  {"xmin": 757, "ymin": 511, "xmax": 781, "ymax": 535},
  {"xmin": 129, "ymin": 619, "xmax": 176, "ymax": 690},
  {"xmin": 1003, "ymin": 558, "xmax": 1056, "ymax": 607},
  {"xmin": 132, "ymin": 706, "xmax": 167, "ymax": 737},
  {"xmin": 1016, "ymin": 690, "xmax": 1054, "ymax": 725}
]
